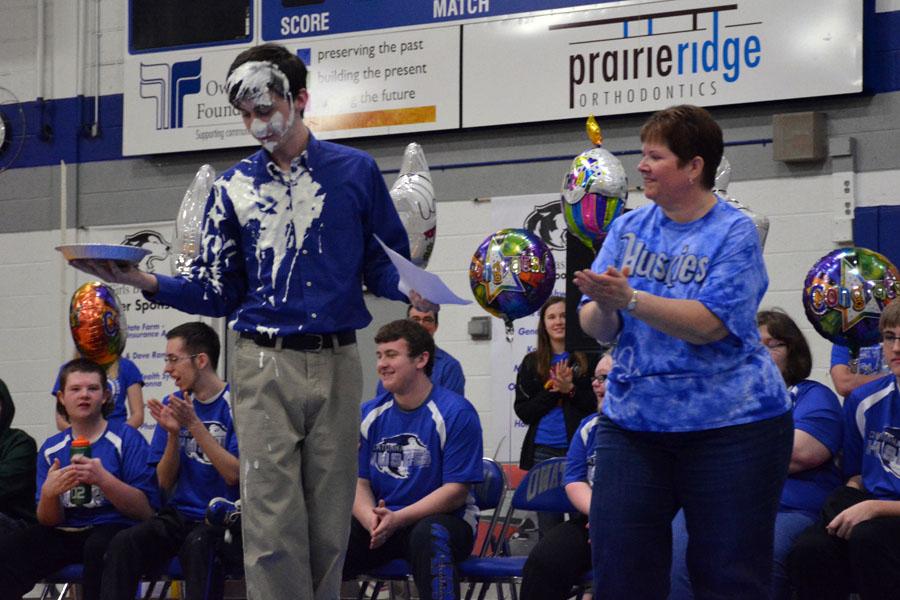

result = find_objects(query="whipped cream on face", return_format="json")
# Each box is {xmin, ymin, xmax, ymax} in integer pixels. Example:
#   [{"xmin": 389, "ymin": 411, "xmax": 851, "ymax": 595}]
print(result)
[{"xmin": 226, "ymin": 61, "xmax": 296, "ymax": 152}]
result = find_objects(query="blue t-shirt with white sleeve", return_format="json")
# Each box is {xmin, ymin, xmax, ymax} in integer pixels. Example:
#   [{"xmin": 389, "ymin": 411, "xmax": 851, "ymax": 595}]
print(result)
[
  {"xmin": 52, "ymin": 357, "xmax": 144, "ymax": 426},
  {"xmin": 780, "ymin": 380, "xmax": 843, "ymax": 513},
  {"xmin": 36, "ymin": 422, "xmax": 159, "ymax": 528},
  {"xmin": 359, "ymin": 385, "xmax": 484, "ymax": 531},
  {"xmin": 842, "ymin": 375, "xmax": 900, "ymax": 500},
  {"xmin": 830, "ymin": 344, "xmax": 885, "ymax": 377},
  {"xmin": 564, "ymin": 413, "xmax": 600, "ymax": 488},
  {"xmin": 149, "ymin": 385, "xmax": 239, "ymax": 521},
  {"xmin": 579, "ymin": 198, "xmax": 790, "ymax": 432}
]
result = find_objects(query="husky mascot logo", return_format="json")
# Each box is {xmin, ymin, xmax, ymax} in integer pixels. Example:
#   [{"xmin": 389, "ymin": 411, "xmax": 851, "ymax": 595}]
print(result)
[
  {"xmin": 122, "ymin": 229, "xmax": 172, "ymax": 273},
  {"xmin": 139, "ymin": 58, "xmax": 202, "ymax": 130},
  {"xmin": 184, "ymin": 421, "xmax": 228, "ymax": 466},
  {"xmin": 524, "ymin": 200, "xmax": 567, "ymax": 250},
  {"xmin": 876, "ymin": 427, "xmax": 900, "ymax": 478},
  {"xmin": 372, "ymin": 433, "xmax": 432, "ymax": 479}
]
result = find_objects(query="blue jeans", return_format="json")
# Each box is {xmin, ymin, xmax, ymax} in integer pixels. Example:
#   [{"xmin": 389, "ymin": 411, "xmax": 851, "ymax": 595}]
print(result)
[
  {"xmin": 590, "ymin": 412, "xmax": 792, "ymax": 600},
  {"xmin": 670, "ymin": 508, "xmax": 816, "ymax": 600}
]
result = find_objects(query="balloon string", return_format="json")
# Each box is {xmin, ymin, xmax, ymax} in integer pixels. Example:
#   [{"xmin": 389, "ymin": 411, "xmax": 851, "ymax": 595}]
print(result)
[{"xmin": 505, "ymin": 320, "xmax": 514, "ymax": 343}]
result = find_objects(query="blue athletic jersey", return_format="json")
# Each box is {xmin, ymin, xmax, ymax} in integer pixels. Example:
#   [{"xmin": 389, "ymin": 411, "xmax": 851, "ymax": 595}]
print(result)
[
  {"xmin": 579, "ymin": 198, "xmax": 790, "ymax": 432},
  {"xmin": 377, "ymin": 346, "xmax": 466, "ymax": 397},
  {"xmin": 780, "ymin": 380, "xmax": 843, "ymax": 513},
  {"xmin": 535, "ymin": 352, "xmax": 571, "ymax": 448},
  {"xmin": 843, "ymin": 375, "xmax": 900, "ymax": 500},
  {"xmin": 150, "ymin": 135, "xmax": 410, "ymax": 336},
  {"xmin": 37, "ymin": 422, "xmax": 159, "ymax": 527},
  {"xmin": 52, "ymin": 358, "xmax": 144, "ymax": 425},
  {"xmin": 564, "ymin": 413, "xmax": 599, "ymax": 487},
  {"xmin": 359, "ymin": 385, "xmax": 483, "ymax": 531},
  {"xmin": 831, "ymin": 344, "xmax": 885, "ymax": 376},
  {"xmin": 149, "ymin": 385, "xmax": 239, "ymax": 521}
]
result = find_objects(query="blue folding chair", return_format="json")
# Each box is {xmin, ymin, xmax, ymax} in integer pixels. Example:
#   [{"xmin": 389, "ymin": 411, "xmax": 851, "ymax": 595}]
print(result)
[
  {"xmin": 459, "ymin": 457, "xmax": 585, "ymax": 600},
  {"xmin": 41, "ymin": 558, "xmax": 184, "ymax": 600},
  {"xmin": 356, "ymin": 457, "xmax": 507, "ymax": 600}
]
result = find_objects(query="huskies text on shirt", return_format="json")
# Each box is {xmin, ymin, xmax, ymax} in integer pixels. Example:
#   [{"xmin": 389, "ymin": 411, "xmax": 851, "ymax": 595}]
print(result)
[
  {"xmin": 37, "ymin": 422, "xmax": 158, "ymax": 528},
  {"xmin": 580, "ymin": 198, "xmax": 790, "ymax": 432},
  {"xmin": 843, "ymin": 374, "xmax": 900, "ymax": 500},
  {"xmin": 780, "ymin": 381, "xmax": 843, "ymax": 513},
  {"xmin": 149, "ymin": 384, "xmax": 239, "ymax": 521},
  {"xmin": 149, "ymin": 135, "xmax": 410, "ymax": 336},
  {"xmin": 565, "ymin": 413, "xmax": 600, "ymax": 487},
  {"xmin": 359, "ymin": 385, "xmax": 483, "ymax": 531}
]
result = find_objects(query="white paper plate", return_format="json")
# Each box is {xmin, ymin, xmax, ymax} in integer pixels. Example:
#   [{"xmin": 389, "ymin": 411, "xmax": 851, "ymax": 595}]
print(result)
[{"xmin": 56, "ymin": 243, "xmax": 151, "ymax": 263}]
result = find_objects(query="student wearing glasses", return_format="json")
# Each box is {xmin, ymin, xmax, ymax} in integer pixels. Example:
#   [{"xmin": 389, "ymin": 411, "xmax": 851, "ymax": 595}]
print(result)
[
  {"xmin": 670, "ymin": 309, "xmax": 843, "ymax": 600},
  {"xmin": 789, "ymin": 301, "xmax": 900, "ymax": 599},
  {"xmin": 520, "ymin": 352, "xmax": 612, "ymax": 600},
  {"xmin": 100, "ymin": 322, "xmax": 241, "ymax": 600}
]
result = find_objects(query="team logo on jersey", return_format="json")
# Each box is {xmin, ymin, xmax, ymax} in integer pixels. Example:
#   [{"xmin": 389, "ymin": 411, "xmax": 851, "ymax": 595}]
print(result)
[
  {"xmin": 371, "ymin": 433, "xmax": 431, "ymax": 479},
  {"xmin": 873, "ymin": 427, "xmax": 900, "ymax": 478},
  {"xmin": 182, "ymin": 421, "xmax": 228, "ymax": 465}
]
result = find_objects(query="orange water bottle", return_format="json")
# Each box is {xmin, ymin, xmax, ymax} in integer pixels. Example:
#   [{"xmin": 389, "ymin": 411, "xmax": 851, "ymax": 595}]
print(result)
[{"xmin": 70, "ymin": 437, "xmax": 92, "ymax": 506}]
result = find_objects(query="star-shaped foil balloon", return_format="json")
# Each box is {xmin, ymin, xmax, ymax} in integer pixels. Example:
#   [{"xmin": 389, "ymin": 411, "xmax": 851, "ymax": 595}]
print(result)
[
  {"xmin": 482, "ymin": 234, "xmax": 526, "ymax": 303},
  {"xmin": 840, "ymin": 254, "xmax": 884, "ymax": 331}
]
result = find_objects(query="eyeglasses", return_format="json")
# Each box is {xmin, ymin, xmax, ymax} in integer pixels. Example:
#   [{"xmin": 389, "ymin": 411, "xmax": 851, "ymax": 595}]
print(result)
[
  {"xmin": 592, "ymin": 375, "xmax": 608, "ymax": 383},
  {"xmin": 763, "ymin": 341, "xmax": 787, "ymax": 351},
  {"xmin": 163, "ymin": 354, "xmax": 198, "ymax": 365},
  {"xmin": 883, "ymin": 332, "xmax": 900, "ymax": 347},
  {"xmin": 410, "ymin": 316, "xmax": 436, "ymax": 325}
]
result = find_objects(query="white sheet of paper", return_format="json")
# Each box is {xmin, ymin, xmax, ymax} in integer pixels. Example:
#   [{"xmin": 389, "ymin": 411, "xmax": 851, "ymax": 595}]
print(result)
[{"xmin": 375, "ymin": 235, "xmax": 471, "ymax": 305}]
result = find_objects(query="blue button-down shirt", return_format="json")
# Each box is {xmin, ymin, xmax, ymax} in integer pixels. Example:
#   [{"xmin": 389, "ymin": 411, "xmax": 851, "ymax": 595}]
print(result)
[{"xmin": 151, "ymin": 135, "xmax": 410, "ymax": 335}]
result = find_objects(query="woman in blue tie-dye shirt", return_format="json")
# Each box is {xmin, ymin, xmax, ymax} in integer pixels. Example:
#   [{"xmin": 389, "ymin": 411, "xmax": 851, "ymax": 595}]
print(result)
[{"xmin": 574, "ymin": 105, "xmax": 793, "ymax": 600}]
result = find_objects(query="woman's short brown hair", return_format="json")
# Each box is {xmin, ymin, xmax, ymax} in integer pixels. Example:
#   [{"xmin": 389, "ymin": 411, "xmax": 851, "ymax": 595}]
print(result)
[{"xmin": 640, "ymin": 104, "xmax": 724, "ymax": 190}]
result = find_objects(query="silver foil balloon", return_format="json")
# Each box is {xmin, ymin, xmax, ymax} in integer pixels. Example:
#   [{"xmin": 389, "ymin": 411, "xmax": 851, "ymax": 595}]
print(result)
[
  {"xmin": 561, "ymin": 146, "xmax": 628, "ymax": 205},
  {"xmin": 172, "ymin": 164, "xmax": 215, "ymax": 276},
  {"xmin": 714, "ymin": 156, "xmax": 732, "ymax": 192},
  {"xmin": 390, "ymin": 143, "xmax": 436, "ymax": 268},
  {"xmin": 714, "ymin": 157, "xmax": 769, "ymax": 249}
]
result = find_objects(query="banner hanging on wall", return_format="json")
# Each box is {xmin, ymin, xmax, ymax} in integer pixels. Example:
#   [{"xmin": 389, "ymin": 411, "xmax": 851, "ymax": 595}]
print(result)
[
  {"xmin": 462, "ymin": 0, "xmax": 863, "ymax": 126},
  {"xmin": 122, "ymin": 0, "xmax": 862, "ymax": 155}
]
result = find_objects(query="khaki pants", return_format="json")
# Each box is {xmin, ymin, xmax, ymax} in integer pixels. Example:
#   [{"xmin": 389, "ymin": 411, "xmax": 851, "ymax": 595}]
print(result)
[{"xmin": 233, "ymin": 337, "xmax": 362, "ymax": 600}]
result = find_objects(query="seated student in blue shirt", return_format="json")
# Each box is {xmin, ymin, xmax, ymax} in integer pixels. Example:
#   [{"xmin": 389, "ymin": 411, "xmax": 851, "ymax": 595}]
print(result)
[
  {"xmin": 670, "ymin": 309, "xmax": 843, "ymax": 600},
  {"xmin": 829, "ymin": 342, "xmax": 887, "ymax": 398},
  {"xmin": 0, "ymin": 358, "xmax": 157, "ymax": 600},
  {"xmin": 343, "ymin": 319, "xmax": 483, "ymax": 600},
  {"xmin": 520, "ymin": 352, "xmax": 613, "ymax": 600},
  {"xmin": 100, "ymin": 322, "xmax": 240, "ymax": 600},
  {"xmin": 788, "ymin": 301, "xmax": 900, "ymax": 600}
]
